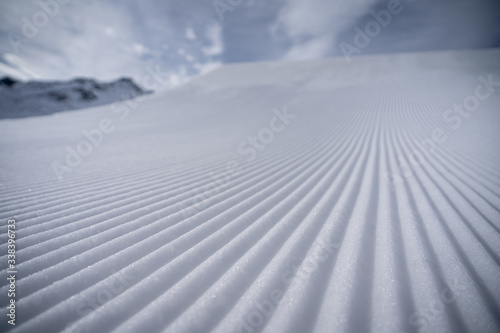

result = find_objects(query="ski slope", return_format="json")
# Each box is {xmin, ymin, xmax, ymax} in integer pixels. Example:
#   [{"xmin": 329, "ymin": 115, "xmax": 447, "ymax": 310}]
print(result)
[{"xmin": 1, "ymin": 48, "xmax": 500, "ymax": 333}]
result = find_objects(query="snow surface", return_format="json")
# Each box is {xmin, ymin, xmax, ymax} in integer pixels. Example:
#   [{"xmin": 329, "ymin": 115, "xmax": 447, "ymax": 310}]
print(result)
[{"xmin": 1, "ymin": 48, "xmax": 500, "ymax": 333}]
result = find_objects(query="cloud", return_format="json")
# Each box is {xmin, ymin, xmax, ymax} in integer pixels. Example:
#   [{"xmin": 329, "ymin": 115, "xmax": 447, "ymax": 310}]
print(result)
[
  {"xmin": 178, "ymin": 48, "xmax": 195, "ymax": 62},
  {"xmin": 202, "ymin": 23, "xmax": 224, "ymax": 56},
  {"xmin": 0, "ymin": 0, "xmax": 498, "ymax": 87},
  {"xmin": 282, "ymin": 36, "xmax": 333, "ymax": 61},
  {"xmin": 0, "ymin": 1, "xmax": 156, "ymax": 81},
  {"xmin": 2, "ymin": 53, "xmax": 40, "ymax": 79},
  {"xmin": 0, "ymin": 60, "xmax": 33, "ymax": 80},
  {"xmin": 193, "ymin": 61, "xmax": 222, "ymax": 75},
  {"xmin": 133, "ymin": 43, "xmax": 151, "ymax": 56},
  {"xmin": 0, "ymin": 1, "xmax": 229, "ymax": 88},
  {"xmin": 346, "ymin": 0, "xmax": 500, "ymax": 55},
  {"xmin": 105, "ymin": 27, "xmax": 116, "ymax": 37},
  {"xmin": 273, "ymin": 0, "xmax": 376, "ymax": 60},
  {"xmin": 186, "ymin": 27, "xmax": 197, "ymax": 40}
]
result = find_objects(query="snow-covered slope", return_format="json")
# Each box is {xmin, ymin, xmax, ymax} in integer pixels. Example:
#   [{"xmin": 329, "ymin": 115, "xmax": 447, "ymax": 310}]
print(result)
[
  {"xmin": 1, "ymin": 48, "xmax": 500, "ymax": 333},
  {"xmin": 0, "ymin": 77, "xmax": 151, "ymax": 119}
]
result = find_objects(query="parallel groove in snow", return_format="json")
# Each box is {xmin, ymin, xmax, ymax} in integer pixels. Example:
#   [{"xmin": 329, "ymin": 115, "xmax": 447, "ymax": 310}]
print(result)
[{"xmin": 1, "ymin": 49, "xmax": 499, "ymax": 333}]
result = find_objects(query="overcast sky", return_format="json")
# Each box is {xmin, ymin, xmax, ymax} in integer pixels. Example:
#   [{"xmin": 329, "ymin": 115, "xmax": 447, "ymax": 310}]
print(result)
[{"xmin": 1, "ymin": 0, "xmax": 499, "ymax": 89}]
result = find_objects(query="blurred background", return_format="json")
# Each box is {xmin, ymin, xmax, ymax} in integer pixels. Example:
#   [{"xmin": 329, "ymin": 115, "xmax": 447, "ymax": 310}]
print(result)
[{"xmin": 1, "ymin": 0, "xmax": 500, "ymax": 89}]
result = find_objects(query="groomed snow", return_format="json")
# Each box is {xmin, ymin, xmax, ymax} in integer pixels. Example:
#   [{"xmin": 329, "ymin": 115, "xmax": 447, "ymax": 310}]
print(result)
[{"xmin": 1, "ymin": 48, "xmax": 500, "ymax": 333}]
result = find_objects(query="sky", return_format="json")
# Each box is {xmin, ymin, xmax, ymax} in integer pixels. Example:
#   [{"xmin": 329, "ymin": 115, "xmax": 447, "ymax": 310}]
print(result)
[{"xmin": 1, "ymin": 0, "xmax": 499, "ymax": 89}]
